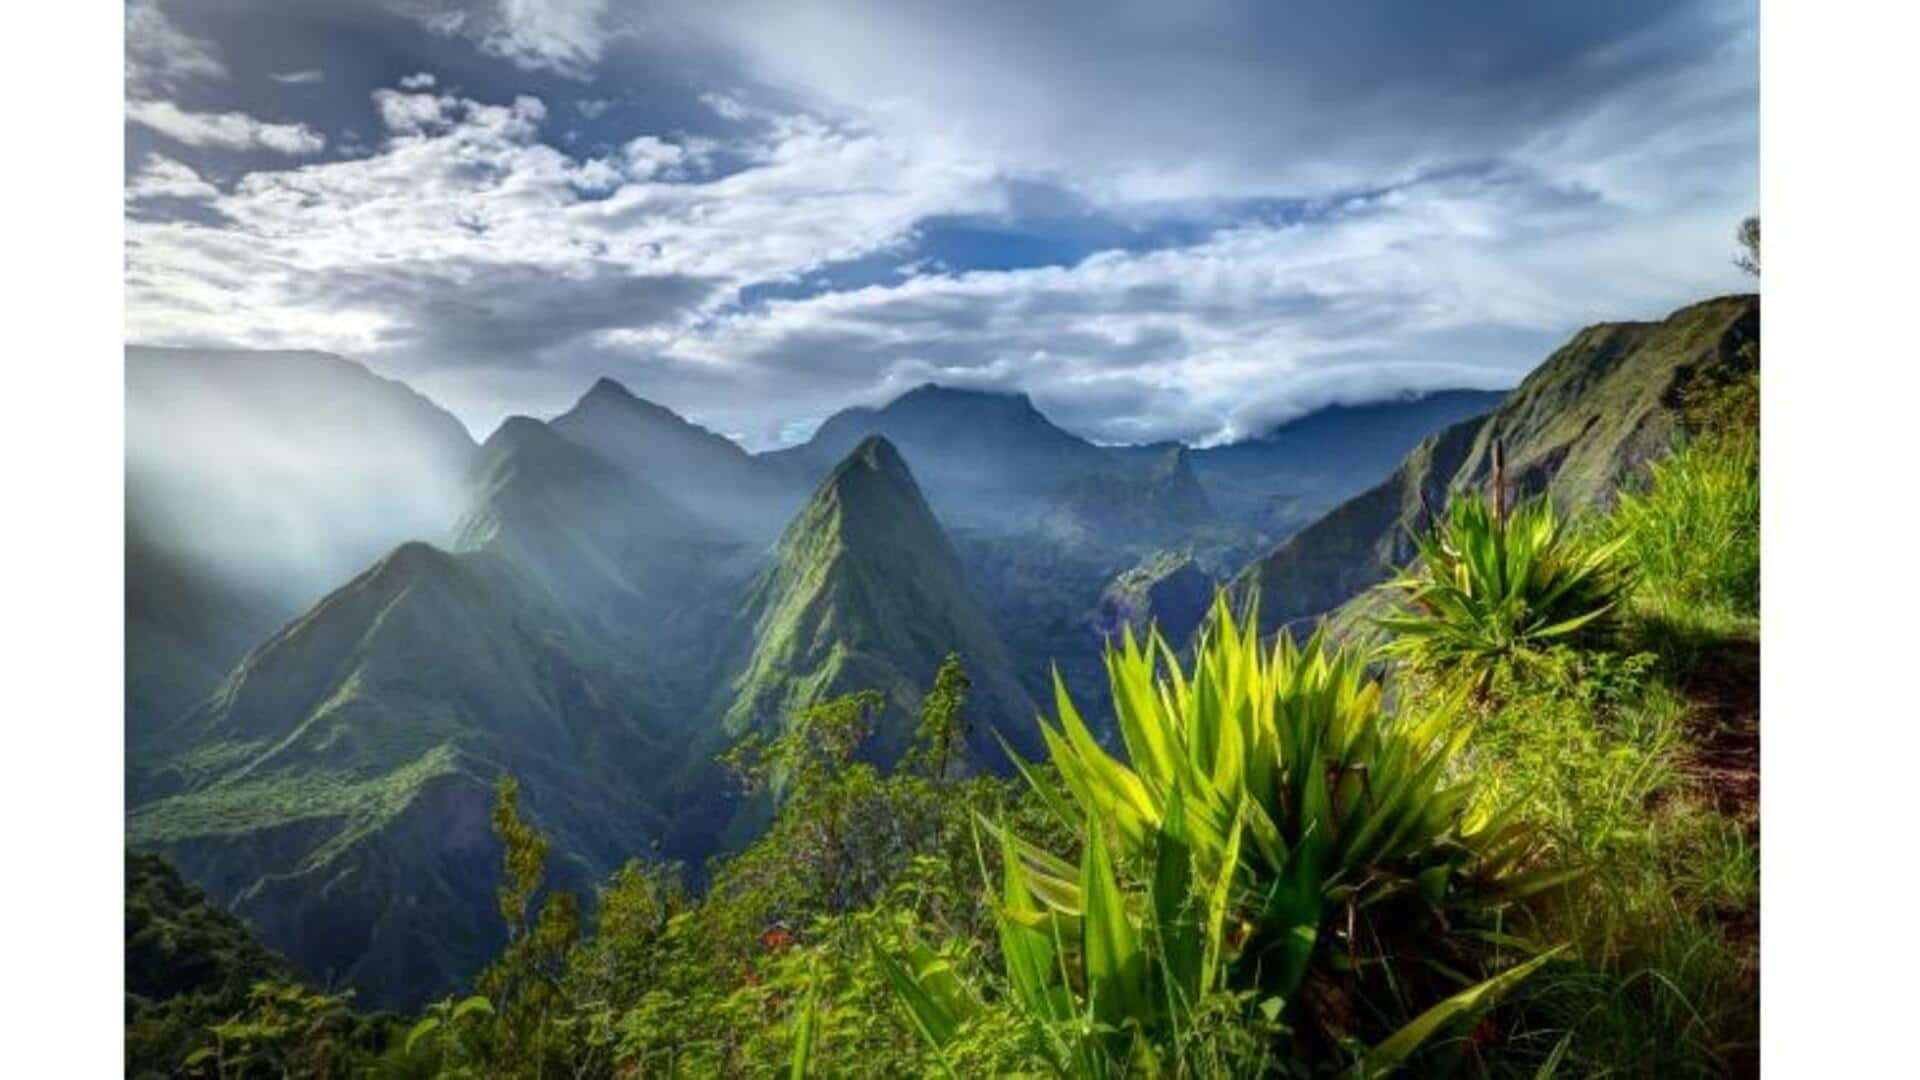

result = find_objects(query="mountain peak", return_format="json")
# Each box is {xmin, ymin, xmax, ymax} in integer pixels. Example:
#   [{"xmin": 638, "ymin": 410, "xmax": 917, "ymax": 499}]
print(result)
[
  {"xmin": 842, "ymin": 434, "xmax": 911, "ymax": 480},
  {"xmin": 725, "ymin": 432, "xmax": 1037, "ymax": 767},
  {"xmin": 897, "ymin": 382, "xmax": 1034, "ymax": 409},
  {"xmin": 582, "ymin": 375, "xmax": 641, "ymax": 405}
]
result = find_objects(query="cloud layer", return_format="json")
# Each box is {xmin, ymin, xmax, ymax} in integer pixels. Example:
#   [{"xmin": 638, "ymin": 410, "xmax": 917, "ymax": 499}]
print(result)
[{"xmin": 123, "ymin": 0, "xmax": 1758, "ymax": 447}]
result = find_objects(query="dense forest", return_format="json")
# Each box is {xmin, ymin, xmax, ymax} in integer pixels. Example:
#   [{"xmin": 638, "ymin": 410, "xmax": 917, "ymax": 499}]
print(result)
[{"xmin": 126, "ymin": 298, "xmax": 1759, "ymax": 1076}]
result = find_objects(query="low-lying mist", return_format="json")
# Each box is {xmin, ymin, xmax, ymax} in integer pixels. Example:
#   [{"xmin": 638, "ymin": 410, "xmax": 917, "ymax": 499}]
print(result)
[{"xmin": 126, "ymin": 347, "xmax": 477, "ymax": 613}]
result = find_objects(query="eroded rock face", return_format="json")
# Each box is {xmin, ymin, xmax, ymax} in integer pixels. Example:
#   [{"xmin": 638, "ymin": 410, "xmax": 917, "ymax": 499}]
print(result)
[{"xmin": 1090, "ymin": 552, "xmax": 1216, "ymax": 645}]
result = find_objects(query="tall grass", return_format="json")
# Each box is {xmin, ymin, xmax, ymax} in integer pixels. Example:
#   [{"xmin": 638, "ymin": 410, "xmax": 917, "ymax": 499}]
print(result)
[{"xmin": 1612, "ymin": 432, "xmax": 1760, "ymax": 629}]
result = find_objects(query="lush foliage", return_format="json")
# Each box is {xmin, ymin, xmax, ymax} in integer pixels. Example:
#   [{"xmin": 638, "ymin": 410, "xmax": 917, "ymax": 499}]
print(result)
[
  {"xmin": 129, "ymin": 406, "xmax": 1760, "ymax": 1077},
  {"xmin": 1377, "ymin": 492, "xmax": 1632, "ymax": 697},
  {"xmin": 884, "ymin": 597, "xmax": 1564, "ymax": 1074}
]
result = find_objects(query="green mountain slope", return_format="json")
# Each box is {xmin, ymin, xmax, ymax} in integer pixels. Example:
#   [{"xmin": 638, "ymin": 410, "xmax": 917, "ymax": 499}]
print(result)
[
  {"xmin": 1232, "ymin": 294, "xmax": 1760, "ymax": 633},
  {"xmin": 125, "ymin": 413, "xmax": 763, "ymax": 1006},
  {"xmin": 130, "ymin": 540, "xmax": 674, "ymax": 1007},
  {"xmin": 722, "ymin": 436, "xmax": 1038, "ymax": 767}
]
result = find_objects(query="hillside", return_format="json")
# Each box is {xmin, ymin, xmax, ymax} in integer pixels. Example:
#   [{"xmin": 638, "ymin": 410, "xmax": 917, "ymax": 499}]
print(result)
[
  {"xmin": 722, "ymin": 436, "xmax": 1037, "ymax": 767},
  {"xmin": 129, "ymin": 542, "xmax": 674, "ymax": 1008},
  {"xmin": 1232, "ymin": 294, "xmax": 1760, "ymax": 633},
  {"xmin": 126, "ymin": 522, "xmax": 286, "ymax": 747},
  {"xmin": 121, "ymin": 359, "xmax": 1589, "ymax": 1013}
]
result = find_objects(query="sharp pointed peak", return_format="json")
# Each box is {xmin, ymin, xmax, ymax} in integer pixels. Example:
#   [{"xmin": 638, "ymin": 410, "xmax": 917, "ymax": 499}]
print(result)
[
  {"xmin": 582, "ymin": 375, "xmax": 640, "ymax": 403},
  {"xmin": 812, "ymin": 435, "xmax": 914, "ymax": 492},
  {"xmin": 845, "ymin": 434, "xmax": 910, "ymax": 476}
]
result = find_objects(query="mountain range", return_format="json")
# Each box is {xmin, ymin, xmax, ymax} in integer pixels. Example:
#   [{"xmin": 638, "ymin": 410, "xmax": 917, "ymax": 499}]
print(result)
[{"xmin": 126, "ymin": 297, "xmax": 1754, "ymax": 1007}]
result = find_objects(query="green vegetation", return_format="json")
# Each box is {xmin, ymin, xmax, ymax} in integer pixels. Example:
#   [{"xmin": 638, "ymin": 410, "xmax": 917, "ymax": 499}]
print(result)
[
  {"xmin": 1377, "ymin": 492, "xmax": 1632, "ymax": 697},
  {"xmin": 1613, "ymin": 432, "xmax": 1760, "ymax": 634},
  {"xmin": 1360, "ymin": 399, "xmax": 1760, "ymax": 1073},
  {"xmin": 722, "ymin": 434, "xmax": 1035, "ymax": 765},
  {"xmin": 125, "ymin": 298, "xmax": 1759, "ymax": 1075},
  {"xmin": 883, "ymin": 598, "xmax": 1564, "ymax": 1074}
]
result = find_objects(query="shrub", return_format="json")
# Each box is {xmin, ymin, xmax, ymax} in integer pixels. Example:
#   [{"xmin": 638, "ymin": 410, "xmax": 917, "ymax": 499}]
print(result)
[{"xmin": 1376, "ymin": 492, "xmax": 1632, "ymax": 698}]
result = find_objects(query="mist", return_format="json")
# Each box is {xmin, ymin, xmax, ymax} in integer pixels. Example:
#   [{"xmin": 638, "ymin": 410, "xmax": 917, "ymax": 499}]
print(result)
[{"xmin": 125, "ymin": 347, "xmax": 478, "ymax": 613}]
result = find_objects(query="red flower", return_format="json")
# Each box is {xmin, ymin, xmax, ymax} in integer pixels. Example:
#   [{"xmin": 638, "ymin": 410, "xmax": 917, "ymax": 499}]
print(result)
[
  {"xmin": 1464, "ymin": 1019, "xmax": 1499, "ymax": 1056},
  {"xmin": 761, "ymin": 928, "xmax": 794, "ymax": 952}
]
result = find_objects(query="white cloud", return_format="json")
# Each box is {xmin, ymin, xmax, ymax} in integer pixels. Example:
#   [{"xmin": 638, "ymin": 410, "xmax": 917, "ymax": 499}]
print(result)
[
  {"xmin": 125, "ymin": 0, "xmax": 225, "ymax": 93},
  {"xmin": 700, "ymin": 93, "xmax": 753, "ymax": 122},
  {"xmin": 122, "ymin": 0, "xmax": 1757, "ymax": 448},
  {"xmin": 618, "ymin": 162, "xmax": 1751, "ymax": 446},
  {"xmin": 124, "ymin": 85, "xmax": 1003, "ymax": 433},
  {"xmin": 127, "ymin": 99, "xmax": 327, "ymax": 155},
  {"xmin": 478, "ymin": 0, "xmax": 617, "ymax": 79},
  {"xmin": 398, "ymin": 72, "xmax": 438, "ymax": 90},
  {"xmin": 271, "ymin": 69, "xmax": 326, "ymax": 85},
  {"xmin": 125, "ymin": 154, "xmax": 220, "ymax": 202},
  {"xmin": 372, "ymin": 89, "xmax": 456, "ymax": 133}
]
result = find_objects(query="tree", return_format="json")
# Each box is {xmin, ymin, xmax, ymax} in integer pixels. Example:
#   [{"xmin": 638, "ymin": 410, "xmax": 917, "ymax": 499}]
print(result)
[
  {"xmin": 908, "ymin": 652, "xmax": 972, "ymax": 781},
  {"xmin": 1734, "ymin": 215, "xmax": 1760, "ymax": 276},
  {"xmin": 476, "ymin": 776, "xmax": 579, "ymax": 1075}
]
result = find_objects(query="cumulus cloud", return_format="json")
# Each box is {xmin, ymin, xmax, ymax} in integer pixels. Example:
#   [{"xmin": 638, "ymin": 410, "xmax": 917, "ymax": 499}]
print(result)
[
  {"xmin": 617, "ymin": 161, "xmax": 1749, "ymax": 447},
  {"xmin": 127, "ymin": 99, "xmax": 327, "ymax": 154},
  {"xmin": 125, "ymin": 80, "xmax": 1002, "ymax": 431},
  {"xmin": 125, "ymin": 0, "xmax": 226, "ymax": 94}
]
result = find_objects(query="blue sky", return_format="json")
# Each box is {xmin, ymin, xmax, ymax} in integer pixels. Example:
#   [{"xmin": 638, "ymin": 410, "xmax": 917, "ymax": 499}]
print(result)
[{"xmin": 124, "ymin": 0, "xmax": 1758, "ymax": 448}]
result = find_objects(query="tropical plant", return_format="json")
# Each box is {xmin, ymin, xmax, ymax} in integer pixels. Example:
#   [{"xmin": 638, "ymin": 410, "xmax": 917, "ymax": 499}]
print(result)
[
  {"xmin": 1377, "ymin": 491, "xmax": 1632, "ymax": 698},
  {"xmin": 181, "ymin": 981, "xmax": 368, "ymax": 1079},
  {"xmin": 404, "ymin": 993, "xmax": 495, "ymax": 1077},
  {"xmin": 883, "ymin": 595, "xmax": 1563, "ymax": 1074}
]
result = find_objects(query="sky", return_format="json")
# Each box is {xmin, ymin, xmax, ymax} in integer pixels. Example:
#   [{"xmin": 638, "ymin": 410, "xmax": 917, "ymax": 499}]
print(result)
[{"xmin": 124, "ymin": 0, "xmax": 1758, "ymax": 449}]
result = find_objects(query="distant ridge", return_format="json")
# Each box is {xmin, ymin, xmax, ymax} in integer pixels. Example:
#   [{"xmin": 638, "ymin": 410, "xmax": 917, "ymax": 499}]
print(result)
[
  {"xmin": 551, "ymin": 377, "xmax": 806, "ymax": 542},
  {"xmin": 1231, "ymin": 294, "xmax": 1760, "ymax": 634}
]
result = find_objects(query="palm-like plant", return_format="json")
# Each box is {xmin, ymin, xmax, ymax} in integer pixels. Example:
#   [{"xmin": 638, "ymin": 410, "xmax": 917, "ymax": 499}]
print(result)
[
  {"xmin": 880, "ymin": 595, "xmax": 1561, "ymax": 1075},
  {"xmin": 1376, "ymin": 491, "xmax": 1631, "ymax": 697}
]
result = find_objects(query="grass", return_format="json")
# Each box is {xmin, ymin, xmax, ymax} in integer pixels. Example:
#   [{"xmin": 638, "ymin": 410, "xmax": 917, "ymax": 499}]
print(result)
[
  {"xmin": 1612, "ymin": 431, "xmax": 1759, "ymax": 638},
  {"xmin": 1404, "ymin": 426, "xmax": 1762, "ymax": 1076}
]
